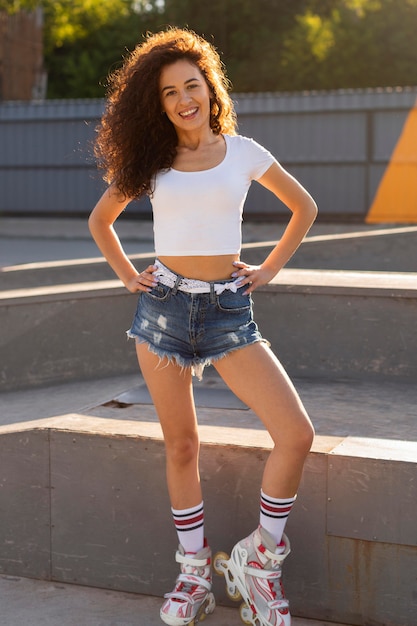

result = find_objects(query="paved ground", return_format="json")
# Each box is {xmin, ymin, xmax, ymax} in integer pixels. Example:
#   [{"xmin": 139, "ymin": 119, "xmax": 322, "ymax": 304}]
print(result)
[{"xmin": 1, "ymin": 574, "xmax": 348, "ymax": 626}]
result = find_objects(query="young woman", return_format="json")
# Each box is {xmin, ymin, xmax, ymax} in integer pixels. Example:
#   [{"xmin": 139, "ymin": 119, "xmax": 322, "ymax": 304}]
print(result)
[{"xmin": 89, "ymin": 28, "xmax": 317, "ymax": 626}]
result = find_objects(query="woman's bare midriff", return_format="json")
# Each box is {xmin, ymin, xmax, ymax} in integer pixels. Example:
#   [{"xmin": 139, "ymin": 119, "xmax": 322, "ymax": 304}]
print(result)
[{"xmin": 158, "ymin": 254, "xmax": 240, "ymax": 282}]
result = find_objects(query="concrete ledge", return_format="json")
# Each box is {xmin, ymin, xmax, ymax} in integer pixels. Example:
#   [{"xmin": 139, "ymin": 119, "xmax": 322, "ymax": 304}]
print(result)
[
  {"xmin": 1, "ymin": 269, "xmax": 416, "ymax": 390},
  {"xmin": 1, "ymin": 225, "xmax": 416, "ymax": 291},
  {"xmin": 0, "ymin": 253, "xmax": 154, "ymax": 290},
  {"xmin": 256, "ymin": 269, "xmax": 417, "ymax": 382},
  {"xmin": 0, "ymin": 281, "xmax": 137, "ymax": 390},
  {"xmin": 243, "ymin": 226, "xmax": 417, "ymax": 273},
  {"xmin": 0, "ymin": 225, "xmax": 417, "ymax": 289},
  {"xmin": 0, "ymin": 416, "xmax": 415, "ymax": 626}
]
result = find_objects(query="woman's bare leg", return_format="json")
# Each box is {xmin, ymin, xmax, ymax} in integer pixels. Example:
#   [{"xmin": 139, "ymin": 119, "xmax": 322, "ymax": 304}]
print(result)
[
  {"xmin": 136, "ymin": 344, "xmax": 202, "ymax": 509},
  {"xmin": 214, "ymin": 341, "xmax": 314, "ymax": 498}
]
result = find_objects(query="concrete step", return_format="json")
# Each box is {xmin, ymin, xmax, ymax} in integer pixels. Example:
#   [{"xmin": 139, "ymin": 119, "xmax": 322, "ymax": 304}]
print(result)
[
  {"xmin": 245, "ymin": 225, "xmax": 417, "ymax": 272},
  {"xmin": 0, "ymin": 407, "xmax": 415, "ymax": 625},
  {"xmin": 1, "ymin": 268, "xmax": 416, "ymax": 391},
  {"xmin": 1, "ymin": 224, "xmax": 416, "ymax": 289},
  {"xmin": 0, "ymin": 251, "xmax": 154, "ymax": 289},
  {"xmin": 0, "ymin": 373, "xmax": 416, "ymax": 625}
]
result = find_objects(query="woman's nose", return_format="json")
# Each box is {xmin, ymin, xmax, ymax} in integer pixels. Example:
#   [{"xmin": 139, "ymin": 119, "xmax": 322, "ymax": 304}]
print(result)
[{"xmin": 179, "ymin": 89, "xmax": 192, "ymax": 103}]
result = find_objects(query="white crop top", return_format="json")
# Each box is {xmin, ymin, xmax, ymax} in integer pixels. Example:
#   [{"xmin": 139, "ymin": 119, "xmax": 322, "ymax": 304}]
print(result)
[{"xmin": 151, "ymin": 134, "xmax": 275, "ymax": 256}]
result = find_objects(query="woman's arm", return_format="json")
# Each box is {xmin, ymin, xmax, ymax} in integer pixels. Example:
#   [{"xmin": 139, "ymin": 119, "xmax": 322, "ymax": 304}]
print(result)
[
  {"xmin": 233, "ymin": 161, "xmax": 318, "ymax": 293},
  {"xmin": 88, "ymin": 186, "xmax": 156, "ymax": 293}
]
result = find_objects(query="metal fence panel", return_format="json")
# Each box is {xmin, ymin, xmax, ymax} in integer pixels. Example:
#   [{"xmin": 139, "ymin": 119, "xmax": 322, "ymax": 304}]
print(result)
[
  {"xmin": 0, "ymin": 88, "xmax": 416, "ymax": 217},
  {"xmin": 0, "ymin": 168, "xmax": 104, "ymax": 213},
  {"xmin": 239, "ymin": 111, "xmax": 368, "ymax": 163},
  {"xmin": 0, "ymin": 120, "xmax": 95, "ymax": 166},
  {"xmin": 372, "ymin": 110, "xmax": 411, "ymax": 161}
]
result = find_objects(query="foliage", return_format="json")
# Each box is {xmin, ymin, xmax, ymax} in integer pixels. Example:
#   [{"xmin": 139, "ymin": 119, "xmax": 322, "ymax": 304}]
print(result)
[
  {"xmin": 43, "ymin": 0, "xmax": 166, "ymax": 98},
  {"xmin": 3, "ymin": 0, "xmax": 417, "ymax": 96},
  {"xmin": 280, "ymin": 0, "xmax": 417, "ymax": 90},
  {"xmin": 165, "ymin": 0, "xmax": 417, "ymax": 92},
  {"xmin": 1, "ymin": 0, "xmax": 165, "ymax": 98},
  {"xmin": 0, "ymin": 0, "xmax": 39, "ymax": 11}
]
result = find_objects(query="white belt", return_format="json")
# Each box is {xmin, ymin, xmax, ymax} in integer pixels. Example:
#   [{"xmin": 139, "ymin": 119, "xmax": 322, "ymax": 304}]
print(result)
[{"xmin": 154, "ymin": 260, "xmax": 241, "ymax": 295}]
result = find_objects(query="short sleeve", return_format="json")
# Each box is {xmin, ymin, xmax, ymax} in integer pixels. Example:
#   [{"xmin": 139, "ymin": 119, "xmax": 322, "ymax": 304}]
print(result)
[{"xmin": 241, "ymin": 136, "xmax": 275, "ymax": 180}]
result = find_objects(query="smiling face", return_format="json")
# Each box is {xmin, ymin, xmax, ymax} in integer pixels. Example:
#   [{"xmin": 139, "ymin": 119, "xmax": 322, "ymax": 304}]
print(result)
[{"xmin": 159, "ymin": 59, "xmax": 212, "ymax": 136}]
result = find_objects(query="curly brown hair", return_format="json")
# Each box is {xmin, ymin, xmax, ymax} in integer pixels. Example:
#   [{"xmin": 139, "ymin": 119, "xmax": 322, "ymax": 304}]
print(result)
[{"xmin": 94, "ymin": 27, "xmax": 237, "ymax": 199}]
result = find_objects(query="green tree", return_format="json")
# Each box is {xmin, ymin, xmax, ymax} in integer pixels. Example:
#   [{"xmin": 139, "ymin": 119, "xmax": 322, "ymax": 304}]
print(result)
[
  {"xmin": 164, "ymin": 0, "xmax": 311, "ymax": 91},
  {"xmin": 1, "ymin": 0, "xmax": 166, "ymax": 98},
  {"xmin": 280, "ymin": 0, "xmax": 417, "ymax": 90},
  {"xmin": 44, "ymin": 0, "xmax": 165, "ymax": 98},
  {"xmin": 0, "ymin": 0, "xmax": 39, "ymax": 10},
  {"xmin": 165, "ymin": 0, "xmax": 417, "ymax": 91},
  {"xmin": 2, "ymin": 0, "xmax": 417, "ymax": 96}
]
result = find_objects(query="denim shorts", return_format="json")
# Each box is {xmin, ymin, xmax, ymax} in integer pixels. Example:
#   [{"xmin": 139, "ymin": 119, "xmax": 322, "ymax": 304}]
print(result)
[{"xmin": 127, "ymin": 263, "xmax": 266, "ymax": 379}]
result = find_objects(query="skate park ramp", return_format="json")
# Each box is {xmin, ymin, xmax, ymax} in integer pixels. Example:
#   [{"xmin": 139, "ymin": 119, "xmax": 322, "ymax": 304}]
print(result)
[{"xmin": 0, "ymin": 219, "xmax": 416, "ymax": 626}]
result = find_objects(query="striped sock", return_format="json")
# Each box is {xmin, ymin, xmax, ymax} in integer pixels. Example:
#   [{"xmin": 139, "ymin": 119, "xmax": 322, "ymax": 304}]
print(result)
[
  {"xmin": 171, "ymin": 501, "xmax": 205, "ymax": 554},
  {"xmin": 260, "ymin": 490, "xmax": 297, "ymax": 546}
]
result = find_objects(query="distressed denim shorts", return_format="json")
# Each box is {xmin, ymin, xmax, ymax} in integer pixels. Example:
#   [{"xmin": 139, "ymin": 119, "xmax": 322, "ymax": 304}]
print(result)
[{"xmin": 127, "ymin": 261, "xmax": 266, "ymax": 379}]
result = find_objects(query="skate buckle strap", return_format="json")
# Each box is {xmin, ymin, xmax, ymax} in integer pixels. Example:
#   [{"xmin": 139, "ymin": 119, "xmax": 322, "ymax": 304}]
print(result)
[
  {"xmin": 244, "ymin": 564, "xmax": 282, "ymax": 579},
  {"xmin": 176, "ymin": 573, "xmax": 212, "ymax": 592},
  {"xmin": 267, "ymin": 597, "xmax": 290, "ymax": 611},
  {"xmin": 163, "ymin": 590, "xmax": 198, "ymax": 603},
  {"xmin": 163, "ymin": 573, "xmax": 212, "ymax": 602},
  {"xmin": 261, "ymin": 543, "xmax": 290, "ymax": 565},
  {"xmin": 175, "ymin": 551, "xmax": 210, "ymax": 568},
  {"xmin": 163, "ymin": 588, "xmax": 200, "ymax": 604}
]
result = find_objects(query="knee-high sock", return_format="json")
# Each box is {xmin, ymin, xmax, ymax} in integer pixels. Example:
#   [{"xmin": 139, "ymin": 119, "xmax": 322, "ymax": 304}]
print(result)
[
  {"xmin": 259, "ymin": 490, "xmax": 296, "ymax": 545},
  {"xmin": 171, "ymin": 501, "xmax": 205, "ymax": 553}
]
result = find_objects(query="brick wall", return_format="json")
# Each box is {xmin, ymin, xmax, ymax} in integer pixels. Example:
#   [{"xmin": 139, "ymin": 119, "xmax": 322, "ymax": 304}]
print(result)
[{"xmin": 0, "ymin": 9, "xmax": 45, "ymax": 101}]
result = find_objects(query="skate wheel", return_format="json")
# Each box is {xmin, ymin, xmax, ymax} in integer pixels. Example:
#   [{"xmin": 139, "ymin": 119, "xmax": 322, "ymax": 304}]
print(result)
[
  {"xmin": 192, "ymin": 610, "xmax": 208, "ymax": 623},
  {"xmin": 226, "ymin": 583, "xmax": 242, "ymax": 602},
  {"xmin": 202, "ymin": 593, "xmax": 216, "ymax": 618},
  {"xmin": 239, "ymin": 602, "xmax": 254, "ymax": 625},
  {"xmin": 205, "ymin": 593, "xmax": 216, "ymax": 614},
  {"xmin": 213, "ymin": 551, "xmax": 229, "ymax": 576},
  {"xmin": 194, "ymin": 593, "xmax": 215, "ymax": 624},
  {"xmin": 213, "ymin": 551, "xmax": 241, "ymax": 601}
]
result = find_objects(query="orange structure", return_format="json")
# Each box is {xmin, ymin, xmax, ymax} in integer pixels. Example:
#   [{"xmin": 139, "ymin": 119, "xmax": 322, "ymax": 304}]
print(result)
[{"xmin": 366, "ymin": 97, "xmax": 417, "ymax": 223}]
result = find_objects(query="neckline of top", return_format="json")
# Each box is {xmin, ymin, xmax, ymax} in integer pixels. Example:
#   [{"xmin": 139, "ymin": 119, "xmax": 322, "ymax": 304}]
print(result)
[{"xmin": 170, "ymin": 134, "xmax": 229, "ymax": 173}]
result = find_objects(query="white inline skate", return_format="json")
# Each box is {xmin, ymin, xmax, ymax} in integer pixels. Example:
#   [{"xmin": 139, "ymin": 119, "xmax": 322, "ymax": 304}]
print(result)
[
  {"xmin": 160, "ymin": 542, "xmax": 216, "ymax": 625},
  {"xmin": 214, "ymin": 527, "xmax": 291, "ymax": 626}
]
